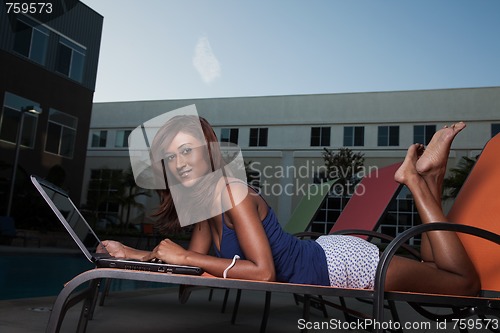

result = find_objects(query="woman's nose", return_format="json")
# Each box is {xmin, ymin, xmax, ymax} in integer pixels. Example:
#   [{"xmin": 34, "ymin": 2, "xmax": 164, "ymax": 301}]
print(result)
[{"xmin": 176, "ymin": 154, "xmax": 187, "ymax": 169}]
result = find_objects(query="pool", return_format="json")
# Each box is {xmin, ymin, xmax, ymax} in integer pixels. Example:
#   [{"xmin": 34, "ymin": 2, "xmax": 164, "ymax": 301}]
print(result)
[{"xmin": 0, "ymin": 249, "xmax": 168, "ymax": 300}]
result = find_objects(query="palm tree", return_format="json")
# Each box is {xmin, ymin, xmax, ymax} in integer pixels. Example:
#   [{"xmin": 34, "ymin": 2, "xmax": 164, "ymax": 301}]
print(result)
[
  {"xmin": 114, "ymin": 168, "xmax": 151, "ymax": 231},
  {"xmin": 322, "ymin": 147, "xmax": 365, "ymax": 196},
  {"xmin": 443, "ymin": 155, "xmax": 478, "ymax": 200}
]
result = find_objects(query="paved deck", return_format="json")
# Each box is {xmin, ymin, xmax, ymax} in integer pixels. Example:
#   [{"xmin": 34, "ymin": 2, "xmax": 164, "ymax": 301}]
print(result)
[
  {"xmin": 0, "ymin": 284, "xmax": 458, "ymax": 333},
  {"xmin": 2, "ymin": 246, "xmax": 490, "ymax": 332}
]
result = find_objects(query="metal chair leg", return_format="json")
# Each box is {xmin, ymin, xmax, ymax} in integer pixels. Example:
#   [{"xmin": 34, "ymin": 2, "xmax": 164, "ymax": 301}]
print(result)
[
  {"xmin": 98, "ymin": 279, "xmax": 112, "ymax": 306},
  {"xmin": 231, "ymin": 289, "xmax": 242, "ymax": 324},
  {"xmin": 260, "ymin": 291, "xmax": 272, "ymax": 333},
  {"xmin": 76, "ymin": 279, "xmax": 101, "ymax": 333},
  {"xmin": 301, "ymin": 294, "xmax": 311, "ymax": 333},
  {"xmin": 221, "ymin": 288, "xmax": 230, "ymax": 313}
]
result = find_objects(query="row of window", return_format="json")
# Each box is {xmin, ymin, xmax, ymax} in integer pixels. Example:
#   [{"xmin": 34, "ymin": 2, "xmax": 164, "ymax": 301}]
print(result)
[
  {"xmin": 12, "ymin": 15, "xmax": 86, "ymax": 82},
  {"xmin": 91, "ymin": 123, "xmax": 500, "ymax": 150},
  {"xmin": 222, "ymin": 125, "xmax": 406, "ymax": 147},
  {"xmin": 0, "ymin": 92, "xmax": 78, "ymax": 158},
  {"xmin": 222, "ymin": 124, "xmax": 500, "ymax": 147}
]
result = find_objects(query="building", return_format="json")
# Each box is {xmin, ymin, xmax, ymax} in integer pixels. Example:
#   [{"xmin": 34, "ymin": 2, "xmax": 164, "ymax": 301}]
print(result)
[
  {"xmin": 86, "ymin": 87, "xmax": 500, "ymax": 237},
  {"xmin": 0, "ymin": 1, "xmax": 103, "ymax": 226}
]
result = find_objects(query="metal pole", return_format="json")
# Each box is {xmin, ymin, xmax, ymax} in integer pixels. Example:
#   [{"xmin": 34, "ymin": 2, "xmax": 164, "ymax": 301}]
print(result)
[{"xmin": 6, "ymin": 111, "xmax": 26, "ymax": 217}]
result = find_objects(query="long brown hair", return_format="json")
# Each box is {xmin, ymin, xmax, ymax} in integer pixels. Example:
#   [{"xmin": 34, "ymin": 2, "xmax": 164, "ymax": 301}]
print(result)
[{"xmin": 151, "ymin": 115, "xmax": 224, "ymax": 234}]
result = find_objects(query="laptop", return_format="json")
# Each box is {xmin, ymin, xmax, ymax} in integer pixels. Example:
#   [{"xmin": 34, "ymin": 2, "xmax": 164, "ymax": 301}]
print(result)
[{"xmin": 30, "ymin": 175, "xmax": 203, "ymax": 275}]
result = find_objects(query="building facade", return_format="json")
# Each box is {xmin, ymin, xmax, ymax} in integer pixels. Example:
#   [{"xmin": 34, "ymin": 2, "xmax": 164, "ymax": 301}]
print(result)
[
  {"xmin": 86, "ymin": 87, "xmax": 500, "ymax": 236},
  {"xmin": 0, "ymin": 1, "xmax": 103, "ymax": 226}
]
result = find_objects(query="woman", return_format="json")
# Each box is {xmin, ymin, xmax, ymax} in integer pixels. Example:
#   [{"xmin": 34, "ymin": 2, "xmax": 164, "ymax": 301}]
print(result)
[{"xmin": 102, "ymin": 116, "xmax": 479, "ymax": 295}]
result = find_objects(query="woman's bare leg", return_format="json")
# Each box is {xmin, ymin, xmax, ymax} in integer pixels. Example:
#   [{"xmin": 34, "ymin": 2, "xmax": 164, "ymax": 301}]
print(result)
[
  {"xmin": 416, "ymin": 122, "xmax": 467, "ymax": 262},
  {"xmin": 416, "ymin": 122, "xmax": 466, "ymax": 201},
  {"xmin": 384, "ymin": 144, "xmax": 479, "ymax": 295}
]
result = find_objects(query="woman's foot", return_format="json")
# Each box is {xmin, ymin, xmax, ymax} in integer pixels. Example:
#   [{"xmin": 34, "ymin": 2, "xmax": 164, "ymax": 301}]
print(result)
[
  {"xmin": 413, "ymin": 122, "xmax": 466, "ymax": 202},
  {"xmin": 394, "ymin": 144, "xmax": 424, "ymax": 185},
  {"xmin": 415, "ymin": 122, "xmax": 466, "ymax": 176}
]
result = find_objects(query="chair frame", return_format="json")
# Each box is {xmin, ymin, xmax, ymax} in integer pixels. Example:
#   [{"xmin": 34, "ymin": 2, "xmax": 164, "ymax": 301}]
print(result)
[
  {"xmin": 46, "ymin": 268, "xmax": 374, "ymax": 333},
  {"xmin": 374, "ymin": 222, "xmax": 500, "ymax": 333},
  {"xmin": 46, "ymin": 222, "xmax": 500, "ymax": 333},
  {"xmin": 45, "ymin": 134, "xmax": 500, "ymax": 333}
]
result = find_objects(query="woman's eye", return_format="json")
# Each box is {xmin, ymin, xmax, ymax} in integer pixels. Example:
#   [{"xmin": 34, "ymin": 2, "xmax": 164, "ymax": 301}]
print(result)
[
  {"xmin": 166, "ymin": 154, "xmax": 176, "ymax": 161},
  {"xmin": 181, "ymin": 147, "xmax": 192, "ymax": 155}
]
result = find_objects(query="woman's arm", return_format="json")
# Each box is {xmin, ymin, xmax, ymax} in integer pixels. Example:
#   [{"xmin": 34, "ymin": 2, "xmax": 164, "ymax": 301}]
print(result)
[
  {"xmin": 143, "ymin": 185, "xmax": 276, "ymax": 281},
  {"xmin": 187, "ymin": 220, "xmax": 212, "ymax": 254},
  {"xmin": 102, "ymin": 219, "xmax": 213, "ymax": 261},
  {"xmin": 101, "ymin": 240, "xmax": 151, "ymax": 260}
]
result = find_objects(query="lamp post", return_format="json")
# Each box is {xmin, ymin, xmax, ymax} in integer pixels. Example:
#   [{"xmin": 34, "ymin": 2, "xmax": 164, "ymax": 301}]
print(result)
[{"xmin": 6, "ymin": 106, "xmax": 42, "ymax": 217}]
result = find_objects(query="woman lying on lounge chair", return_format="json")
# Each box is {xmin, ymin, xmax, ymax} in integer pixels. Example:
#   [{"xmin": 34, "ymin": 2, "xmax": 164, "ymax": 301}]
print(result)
[{"xmin": 101, "ymin": 115, "xmax": 480, "ymax": 296}]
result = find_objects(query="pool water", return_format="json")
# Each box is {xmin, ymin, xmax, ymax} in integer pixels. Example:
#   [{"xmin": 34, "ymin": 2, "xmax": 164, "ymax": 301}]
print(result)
[{"xmin": 0, "ymin": 251, "xmax": 167, "ymax": 300}]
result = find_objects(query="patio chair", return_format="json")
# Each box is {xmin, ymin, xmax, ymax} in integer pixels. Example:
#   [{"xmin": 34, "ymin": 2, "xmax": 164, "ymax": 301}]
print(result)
[
  {"xmin": 44, "ymin": 136, "xmax": 499, "ymax": 333},
  {"xmin": 373, "ymin": 133, "xmax": 500, "ymax": 332},
  {"xmin": 47, "ymin": 163, "xmax": 407, "ymax": 333},
  {"xmin": 282, "ymin": 178, "xmax": 339, "ymax": 235}
]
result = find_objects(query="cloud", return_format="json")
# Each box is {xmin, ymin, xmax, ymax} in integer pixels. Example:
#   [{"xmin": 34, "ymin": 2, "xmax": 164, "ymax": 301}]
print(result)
[{"xmin": 193, "ymin": 36, "xmax": 221, "ymax": 84}]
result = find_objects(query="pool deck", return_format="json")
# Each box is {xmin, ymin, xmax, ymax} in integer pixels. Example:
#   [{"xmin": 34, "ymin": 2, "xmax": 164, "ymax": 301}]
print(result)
[
  {"xmin": 0, "ymin": 246, "xmax": 483, "ymax": 332},
  {"xmin": 0, "ymin": 283, "xmax": 461, "ymax": 333}
]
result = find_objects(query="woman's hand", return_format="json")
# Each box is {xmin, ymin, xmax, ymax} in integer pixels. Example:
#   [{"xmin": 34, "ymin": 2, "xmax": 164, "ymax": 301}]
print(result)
[
  {"xmin": 100, "ymin": 240, "xmax": 128, "ymax": 258},
  {"xmin": 142, "ymin": 239, "xmax": 187, "ymax": 265}
]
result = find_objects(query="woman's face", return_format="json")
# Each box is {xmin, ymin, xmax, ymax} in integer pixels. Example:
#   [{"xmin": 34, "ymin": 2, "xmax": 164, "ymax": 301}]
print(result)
[{"xmin": 164, "ymin": 131, "xmax": 211, "ymax": 187}]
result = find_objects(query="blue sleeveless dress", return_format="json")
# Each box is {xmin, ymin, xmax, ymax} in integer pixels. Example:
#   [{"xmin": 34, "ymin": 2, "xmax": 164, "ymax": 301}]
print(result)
[{"xmin": 213, "ymin": 206, "xmax": 330, "ymax": 286}]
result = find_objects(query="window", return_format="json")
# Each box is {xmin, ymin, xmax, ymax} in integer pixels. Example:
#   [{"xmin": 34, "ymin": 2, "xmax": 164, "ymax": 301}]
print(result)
[
  {"xmin": 87, "ymin": 169, "xmax": 122, "ymax": 222},
  {"xmin": 249, "ymin": 128, "xmax": 268, "ymax": 147},
  {"xmin": 310, "ymin": 185, "xmax": 420, "ymax": 244},
  {"xmin": 378, "ymin": 126, "xmax": 400, "ymax": 146},
  {"xmin": 379, "ymin": 186, "xmax": 420, "ymax": 246},
  {"xmin": 0, "ymin": 92, "xmax": 40, "ymax": 148},
  {"xmin": 56, "ymin": 37, "xmax": 86, "ymax": 82},
  {"xmin": 13, "ymin": 17, "xmax": 49, "ymax": 65},
  {"xmin": 414, "ymin": 125, "xmax": 436, "ymax": 145},
  {"xmin": 91, "ymin": 130, "xmax": 107, "ymax": 147},
  {"xmin": 343, "ymin": 126, "xmax": 365, "ymax": 146},
  {"xmin": 492, "ymin": 124, "xmax": 500, "ymax": 137},
  {"xmin": 310, "ymin": 127, "xmax": 331, "ymax": 147},
  {"xmin": 115, "ymin": 130, "xmax": 132, "ymax": 148},
  {"xmin": 221, "ymin": 128, "xmax": 239, "ymax": 144},
  {"xmin": 45, "ymin": 109, "xmax": 77, "ymax": 158}
]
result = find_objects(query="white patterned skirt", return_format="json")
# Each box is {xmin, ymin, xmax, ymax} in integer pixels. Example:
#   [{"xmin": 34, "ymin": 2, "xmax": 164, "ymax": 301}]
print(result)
[{"xmin": 315, "ymin": 235, "xmax": 380, "ymax": 289}]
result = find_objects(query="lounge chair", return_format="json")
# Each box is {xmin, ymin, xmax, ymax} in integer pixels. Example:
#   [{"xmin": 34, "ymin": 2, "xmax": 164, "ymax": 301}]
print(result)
[
  {"xmin": 44, "ymin": 135, "xmax": 500, "ymax": 333},
  {"xmin": 373, "ymin": 133, "xmax": 500, "ymax": 332},
  {"xmin": 329, "ymin": 162, "xmax": 402, "ymax": 237},
  {"xmin": 282, "ymin": 178, "xmax": 338, "ymax": 235}
]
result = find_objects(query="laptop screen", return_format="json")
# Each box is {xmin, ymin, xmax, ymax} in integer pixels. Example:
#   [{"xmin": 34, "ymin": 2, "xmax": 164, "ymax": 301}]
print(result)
[{"xmin": 31, "ymin": 175, "xmax": 104, "ymax": 260}]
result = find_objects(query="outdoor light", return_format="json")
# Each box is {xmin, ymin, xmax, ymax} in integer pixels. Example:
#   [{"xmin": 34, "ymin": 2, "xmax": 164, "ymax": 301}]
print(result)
[{"xmin": 6, "ymin": 106, "xmax": 42, "ymax": 217}]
